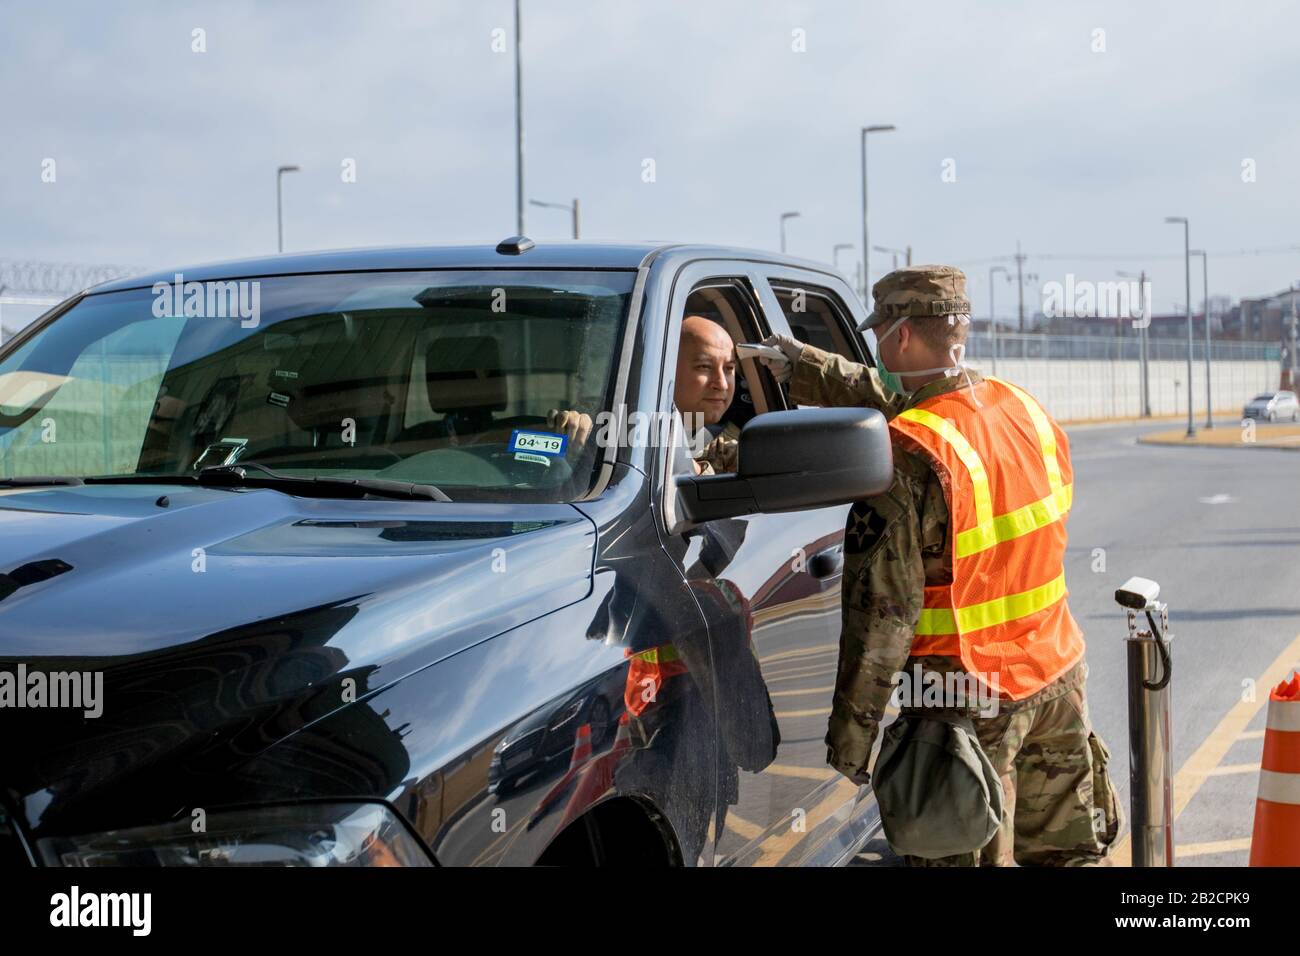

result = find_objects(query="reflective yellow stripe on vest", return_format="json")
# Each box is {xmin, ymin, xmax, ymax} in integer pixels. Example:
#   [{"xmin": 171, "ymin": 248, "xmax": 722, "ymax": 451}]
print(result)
[
  {"xmin": 917, "ymin": 570, "xmax": 1068, "ymax": 635},
  {"xmin": 897, "ymin": 382, "xmax": 1072, "ymax": 558},
  {"xmin": 988, "ymin": 376, "xmax": 1063, "ymax": 492},
  {"xmin": 633, "ymin": 645, "xmax": 681, "ymax": 665},
  {"xmin": 896, "ymin": 406, "xmax": 994, "ymax": 533}
]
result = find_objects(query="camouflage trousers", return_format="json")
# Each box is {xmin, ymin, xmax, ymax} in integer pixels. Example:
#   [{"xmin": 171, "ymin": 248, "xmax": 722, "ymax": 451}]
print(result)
[{"xmin": 900, "ymin": 656, "xmax": 1123, "ymax": 867}]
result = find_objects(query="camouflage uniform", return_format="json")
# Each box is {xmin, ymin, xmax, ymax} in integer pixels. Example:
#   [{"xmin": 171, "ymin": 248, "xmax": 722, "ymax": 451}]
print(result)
[
  {"xmin": 781, "ymin": 265, "xmax": 1121, "ymax": 866},
  {"xmin": 693, "ymin": 420, "xmax": 741, "ymax": 476}
]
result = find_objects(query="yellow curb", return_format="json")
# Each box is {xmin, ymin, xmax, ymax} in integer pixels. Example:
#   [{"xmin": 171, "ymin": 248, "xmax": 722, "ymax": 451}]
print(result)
[{"xmin": 1137, "ymin": 423, "xmax": 1300, "ymax": 449}]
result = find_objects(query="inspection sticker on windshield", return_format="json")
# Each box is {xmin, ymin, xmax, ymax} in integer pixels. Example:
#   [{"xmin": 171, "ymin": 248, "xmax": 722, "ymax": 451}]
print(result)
[{"xmin": 509, "ymin": 429, "xmax": 567, "ymax": 462}]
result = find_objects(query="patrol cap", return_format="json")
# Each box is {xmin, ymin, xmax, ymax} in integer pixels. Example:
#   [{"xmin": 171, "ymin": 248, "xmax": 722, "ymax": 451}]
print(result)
[{"xmin": 858, "ymin": 264, "xmax": 973, "ymax": 332}]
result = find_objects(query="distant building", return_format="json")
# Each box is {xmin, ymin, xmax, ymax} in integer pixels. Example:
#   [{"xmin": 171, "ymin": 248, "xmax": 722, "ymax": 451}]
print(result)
[{"xmin": 1221, "ymin": 288, "xmax": 1298, "ymax": 343}]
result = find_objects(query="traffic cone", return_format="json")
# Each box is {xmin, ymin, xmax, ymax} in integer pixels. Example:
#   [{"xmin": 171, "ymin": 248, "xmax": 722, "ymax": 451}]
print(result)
[
  {"xmin": 1249, "ymin": 672, "xmax": 1300, "ymax": 866},
  {"xmin": 569, "ymin": 723, "xmax": 593, "ymax": 769}
]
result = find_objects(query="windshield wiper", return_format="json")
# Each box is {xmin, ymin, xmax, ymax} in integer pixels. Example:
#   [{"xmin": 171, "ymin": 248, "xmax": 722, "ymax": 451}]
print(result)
[
  {"xmin": 0, "ymin": 475, "xmax": 85, "ymax": 487},
  {"xmin": 84, "ymin": 463, "xmax": 452, "ymax": 501},
  {"xmin": 197, "ymin": 461, "xmax": 452, "ymax": 502}
]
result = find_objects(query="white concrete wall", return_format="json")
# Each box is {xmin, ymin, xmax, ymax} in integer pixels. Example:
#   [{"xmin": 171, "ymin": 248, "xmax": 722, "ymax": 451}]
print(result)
[{"xmin": 968, "ymin": 358, "xmax": 1280, "ymax": 422}]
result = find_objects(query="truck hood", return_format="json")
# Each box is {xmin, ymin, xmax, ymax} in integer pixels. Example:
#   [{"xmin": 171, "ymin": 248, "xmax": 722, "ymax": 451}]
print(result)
[{"xmin": 0, "ymin": 483, "xmax": 595, "ymax": 834}]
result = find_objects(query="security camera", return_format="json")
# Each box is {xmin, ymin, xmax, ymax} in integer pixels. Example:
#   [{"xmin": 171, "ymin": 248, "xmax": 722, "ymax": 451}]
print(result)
[{"xmin": 1115, "ymin": 576, "xmax": 1161, "ymax": 611}]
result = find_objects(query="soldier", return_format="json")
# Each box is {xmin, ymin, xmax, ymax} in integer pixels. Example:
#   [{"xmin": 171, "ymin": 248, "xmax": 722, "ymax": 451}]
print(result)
[{"xmin": 757, "ymin": 265, "xmax": 1122, "ymax": 866}]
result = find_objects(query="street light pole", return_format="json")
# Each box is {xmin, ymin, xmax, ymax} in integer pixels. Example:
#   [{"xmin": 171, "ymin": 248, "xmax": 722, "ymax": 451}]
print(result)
[
  {"xmin": 1192, "ymin": 250, "xmax": 1212, "ymax": 428},
  {"xmin": 780, "ymin": 211, "xmax": 801, "ymax": 253},
  {"xmin": 1166, "ymin": 217, "xmax": 1195, "ymax": 438},
  {"xmin": 873, "ymin": 245, "xmax": 904, "ymax": 271},
  {"xmin": 1291, "ymin": 283, "xmax": 1299, "ymax": 392},
  {"xmin": 514, "ymin": 0, "xmax": 525, "ymax": 236},
  {"xmin": 832, "ymin": 243, "xmax": 854, "ymax": 274},
  {"xmin": 1120, "ymin": 269, "xmax": 1152, "ymax": 417},
  {"xmin": 860, "ymin": 124, "xmax": 895, "ymax": 300},
  {"xmin": 276, "ymin": 164, "xmax": 300, "ymax": 253},
  {"xmin": 529, "ymin": 198, "xmax": 581, "ymax": 238},
  {"xmin": 989, "ymin": 265, "xmax": 1008, "ymax": 375}
]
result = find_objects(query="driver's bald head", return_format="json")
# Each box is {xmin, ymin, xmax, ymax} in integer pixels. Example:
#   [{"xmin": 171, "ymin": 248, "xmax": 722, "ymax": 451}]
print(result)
[
  {"xmin": 675, "ymin": 315, "xmax": 736, "ymax": 426},
  {"xmin": 681, "ymin": 314, "xmax": 734, "ymax": 353}
]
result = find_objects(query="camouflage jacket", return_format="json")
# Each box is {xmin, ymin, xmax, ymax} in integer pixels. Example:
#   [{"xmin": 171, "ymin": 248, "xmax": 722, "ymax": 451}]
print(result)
[{"xmin": 788, "ymin": 346, "xmax": 986, "ymax": 782}]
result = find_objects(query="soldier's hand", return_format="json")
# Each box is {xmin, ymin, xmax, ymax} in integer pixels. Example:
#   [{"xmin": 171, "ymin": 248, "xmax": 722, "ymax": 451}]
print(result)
[
  {"xmin": 758, "ymin": 333, "xmax": 803, "ymax": 384},
  {"xmin": 827, "ymin": 745, "xmax": 872, "ymax": 787},
  {"xmin": 546, "ymin": 408, "xmax": 593, "ymax": 457}
]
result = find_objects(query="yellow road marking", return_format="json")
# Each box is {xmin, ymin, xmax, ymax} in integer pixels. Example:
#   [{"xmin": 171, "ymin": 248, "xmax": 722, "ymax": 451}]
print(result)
[
  {"xmin": 760, "ymin": 763, "xmax": 839, "ymax": 781},
  {"xmin": 767, "ymin": 660, "xmax": 837, "ymax": 676},
  {"xmin": 723, "ymin": 811, "xmax": 763, "ymax": 841},
  {"xmin": 759, "ymin": 644, "xmax": 836, "ymax": 666},
  {"xmin": 753, "ymin": 778, "xmax": 860, "ymax": 866},
  {"xmin": 1199, "ymin": 763, "xmax": 1260, "ymax": 777},
  {"xmin": 1238, "ymin": 730, "xmax": 1266, "ymax": 741},
  {"xmin": 767, "ymin": 665, "xmax": 837, "ymax": 683},
  {"xmin": 1111, "ymin": 631, "xmax": 1300, "ymax": 866},
  {"xmin": 1176, "ymin": 838, "xmax": 1252, "ymax": 858},
  {"xmin": 769, "ymin": 685, "xmax": 835, "ymax": 698}
]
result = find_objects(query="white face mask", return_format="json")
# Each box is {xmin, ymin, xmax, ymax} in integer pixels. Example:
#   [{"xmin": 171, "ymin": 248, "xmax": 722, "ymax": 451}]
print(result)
[{"xmin": 875, "ymin": 314, "xmax": 981, "ymax": 406}]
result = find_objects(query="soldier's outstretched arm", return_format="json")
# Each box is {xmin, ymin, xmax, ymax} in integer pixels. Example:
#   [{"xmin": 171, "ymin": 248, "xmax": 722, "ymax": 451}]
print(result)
[
  {"xmin": 825, "ymin": 473, "xmax": 924, "ymax": 783},
  {"xmin": 789, "ymin": 343, "xmax": 904, "ymax": 415}
]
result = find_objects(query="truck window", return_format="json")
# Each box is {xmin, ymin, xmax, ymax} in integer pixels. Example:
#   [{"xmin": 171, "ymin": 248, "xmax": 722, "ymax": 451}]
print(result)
[{"xmin": 768, "ymin": 281, "xmax": 865, "ymax": 364}]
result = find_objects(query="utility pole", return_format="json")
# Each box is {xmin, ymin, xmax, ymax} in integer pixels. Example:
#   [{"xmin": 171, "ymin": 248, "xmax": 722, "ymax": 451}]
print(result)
[{"xmin": 989, "ymin": 265, "xmax": 1008, "ymax": 375}]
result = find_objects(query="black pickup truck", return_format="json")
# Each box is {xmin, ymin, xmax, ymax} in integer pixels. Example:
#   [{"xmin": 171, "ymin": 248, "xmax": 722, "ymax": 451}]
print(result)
[{"xmin": 0, "ymin": 239, "xmax": 892, "ymax": 866}]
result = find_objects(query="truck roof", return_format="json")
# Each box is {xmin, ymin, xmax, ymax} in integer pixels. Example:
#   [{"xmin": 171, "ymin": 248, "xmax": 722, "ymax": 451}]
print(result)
[{"xmin": 89, "ymin": 240, "xmax": 845, "ymax": 293}]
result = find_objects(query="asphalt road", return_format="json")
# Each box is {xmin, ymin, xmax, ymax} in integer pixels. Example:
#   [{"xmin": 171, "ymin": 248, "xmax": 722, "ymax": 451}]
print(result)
[{"xmin": 854, "ymin": 416, "xmax": 1300, "ymax": 867}]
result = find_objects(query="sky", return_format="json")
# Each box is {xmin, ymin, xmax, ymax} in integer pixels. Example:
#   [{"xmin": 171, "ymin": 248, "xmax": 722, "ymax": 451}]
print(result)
[{"xmin": 2, "ymin": 0, "xmax": 1298, "ymax": 327}]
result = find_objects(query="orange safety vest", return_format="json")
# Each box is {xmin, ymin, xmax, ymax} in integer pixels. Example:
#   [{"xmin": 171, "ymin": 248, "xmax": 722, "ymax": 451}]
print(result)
[
  {"xmin": 624, "ymin": 644, "xmax": 688, "ymax": 717},
  {"xmin": 888, "ymin": 375, "xmax": 1085, "ymax": 700}
]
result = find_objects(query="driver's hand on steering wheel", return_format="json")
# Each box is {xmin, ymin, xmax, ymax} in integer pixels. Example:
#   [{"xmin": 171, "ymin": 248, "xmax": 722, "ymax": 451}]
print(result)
[{"xmin": 546, "ymin": 409, "xmax": 593, "ymax": 457}]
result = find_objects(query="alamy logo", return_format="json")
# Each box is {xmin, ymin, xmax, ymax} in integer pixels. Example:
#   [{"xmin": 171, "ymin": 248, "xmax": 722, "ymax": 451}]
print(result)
[
  {"xmin": 0, "ymin": 664, "xmax": 103, "ymax": 718},
  {"xmin": 1041, "ymin": 274, "xmax": 1151, "ymax": 328},
  {"xmin": 152, "ymin": 273, "xmax": 261, "ymax": 328},
  {"xmin": 50, "ymin": 886, "xmax": 151, "ymax": 935},
  {"xmin": 891, "ymin": 663, "xmax": 1001, "ymax": 718}
]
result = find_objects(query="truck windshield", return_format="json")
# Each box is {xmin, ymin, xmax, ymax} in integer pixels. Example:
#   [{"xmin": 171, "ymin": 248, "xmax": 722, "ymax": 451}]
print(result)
[{"xmin": 0, "ymin": 269, "xmax": 635, "ymax": 502}]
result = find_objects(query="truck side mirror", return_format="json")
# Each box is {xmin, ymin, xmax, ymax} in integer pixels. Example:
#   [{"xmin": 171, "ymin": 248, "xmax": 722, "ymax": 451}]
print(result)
[{"xmin": 669, "ymin": 407, "xmax": 894, "ymax": 530}]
